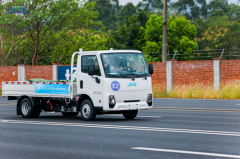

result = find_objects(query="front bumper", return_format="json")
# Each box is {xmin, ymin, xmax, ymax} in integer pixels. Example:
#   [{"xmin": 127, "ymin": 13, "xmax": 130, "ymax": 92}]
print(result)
[{"xmin": 103, "ymin": 101, "xmax": 153, "ymax": 111}]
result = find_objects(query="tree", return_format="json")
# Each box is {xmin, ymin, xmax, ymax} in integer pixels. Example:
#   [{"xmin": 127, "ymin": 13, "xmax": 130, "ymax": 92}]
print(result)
[
  {"xmin": 117, "ymin": 2, "xmax": 136, "ymax": 26},
  {"xmin": 134, "ymin": 26, "xmax": 146, "ymax": 51},
  {"xmin": 0, "ymin": 0, "xmax": 25, "ymax": 65},
  {"xmin": 194, "ymin": 3, "xmax": 240, "ymax": 51},
  {"xmin": 140, "ymin": 14, "xmax": 198, "ymax": 62},
  {"xmin": 225, "ymin": 4, "xmax": 240, "ymax": 22},
  {"xmin": 88, "ymin": 0, "xmax": 117, "ymax": 30},
  {"xmin": 172, "ymin": 0, "xmax": 207, "ymax": 20},
  {"xmin": 193, "ymin": 18, "xmax": 209, "ymax": 50},
  {"xmin": 207, "ymin": 0, "xmax": 229, "ymax": 18},
  {"xmin": 88, "ymin": 0, "xmax": 127, "ymax": 31},
  {"xmin": 48, "ymin": 30, "xmax": 108, "ymax": 64},
  {"xmin": 195, "ymin": 16, "xmax": 240, "ymax": 51},
  {"xmin": 141, "ymin": 0, "xmax": 166, "ymax": 12},
  {"xmin": 0, "ymin": 0, "xmax": 101, "ymax": 65},
  {"xmin": 107, "ymin": 8, "xmax": 151, "ymax": 50},
  {"xmin": 121, "ymin": 2, "xmax": 136, "ymax": 17}
]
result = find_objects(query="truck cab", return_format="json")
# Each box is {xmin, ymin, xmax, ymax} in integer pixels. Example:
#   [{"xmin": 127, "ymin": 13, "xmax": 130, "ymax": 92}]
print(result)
[{"xmin": 2, "ymin": 49, "xmax": 153, "ymax": 121}]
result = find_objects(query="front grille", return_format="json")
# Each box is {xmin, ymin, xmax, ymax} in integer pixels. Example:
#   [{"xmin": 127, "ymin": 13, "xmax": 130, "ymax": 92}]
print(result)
[{"xmin": 124, "ymin": 100, "xmax": 140, "ymax": 103}]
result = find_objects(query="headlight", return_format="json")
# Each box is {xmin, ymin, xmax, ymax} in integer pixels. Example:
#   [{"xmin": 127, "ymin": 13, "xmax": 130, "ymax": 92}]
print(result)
[
  {"xmin": 109, "ymin": 95, "xmax": 116, "ymax": 108},
  {"xmin": 146, "ymin": 94, "xmax": 152, "ymax": 106}
]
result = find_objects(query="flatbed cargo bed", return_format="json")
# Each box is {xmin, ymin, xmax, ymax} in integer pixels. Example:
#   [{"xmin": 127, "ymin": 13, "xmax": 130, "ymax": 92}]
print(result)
[{"xmin": 2, "ymin": 81, "xmax": 77, "ymax": 98}]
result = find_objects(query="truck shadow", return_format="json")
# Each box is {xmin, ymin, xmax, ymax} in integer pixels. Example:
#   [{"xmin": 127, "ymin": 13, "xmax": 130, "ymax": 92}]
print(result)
[{"xmin": 36, "ymin": 115, "xmax": 149, "ymax": 122}]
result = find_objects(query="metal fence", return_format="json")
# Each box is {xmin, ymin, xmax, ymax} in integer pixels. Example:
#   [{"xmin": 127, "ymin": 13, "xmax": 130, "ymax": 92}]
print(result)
[
  {"xmin": 143, "ymin": 48, "xmax": 240, "ymax": 61},
  {"xmin": 2, "ymin": 48, "xmax": 240, "ymax": 66}
]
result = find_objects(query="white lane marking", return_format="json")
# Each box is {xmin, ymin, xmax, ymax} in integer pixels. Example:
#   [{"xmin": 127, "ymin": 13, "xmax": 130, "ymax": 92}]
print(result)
[
  {"xmin": 1, "ymin": 119, "xmax": 240, "ymax": 137},
  {"xmin": 104, "ymin": 114, "xmax": 162, "ymax": 118},
  {"xmin": 236, "ymin": 104, "xmax": 240, "ymax": 105},
  {"xmin": 132, "ymin": 147, "xmax": 240, "ymax": 159}
]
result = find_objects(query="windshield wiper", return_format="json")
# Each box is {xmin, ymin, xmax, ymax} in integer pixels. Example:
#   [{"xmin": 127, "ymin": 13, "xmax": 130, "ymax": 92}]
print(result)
[
  {"xmin": 128, "ymin": 73, "xmax": 140, "ymax": 77},
  {"xmin": 120, "ymin": 73, "xmax": 140, "ymax": 77},
  {"xmin": 119, "ymin": 74, "xmax": 129, "ymax": 78},
  {"xmin": 107, "ymin": 73, "xmax": 134, "ymax": 78}
]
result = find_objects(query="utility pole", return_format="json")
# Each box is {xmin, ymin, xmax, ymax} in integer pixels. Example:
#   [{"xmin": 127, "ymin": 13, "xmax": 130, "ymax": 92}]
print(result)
[
  {"xmin": 162, "ymin": 0, "xmax": 167, "ymax": 62},
  {"xmin": 0, "ymin": 0, "xmax": 2, "ymax": 63}
]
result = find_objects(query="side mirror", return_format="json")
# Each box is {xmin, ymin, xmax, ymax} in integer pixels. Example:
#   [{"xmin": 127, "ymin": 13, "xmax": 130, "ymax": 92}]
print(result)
[
  {"xmin": 149, "ymin": 63, "xmax": 153, "ymax": 75},
  {"xmin": 88, "ymin": 65, "xmax": 95, "ymax": 76}
]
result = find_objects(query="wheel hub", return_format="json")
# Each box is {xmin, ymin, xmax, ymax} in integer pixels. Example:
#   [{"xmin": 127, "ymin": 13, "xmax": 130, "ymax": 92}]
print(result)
[
  {"xmin": 82, "ymin": 104, "xmax": 90, "ymax": 118},
  {"xmin": 22, "ymin": 102, "xmax": 30, "ymax": 115}
]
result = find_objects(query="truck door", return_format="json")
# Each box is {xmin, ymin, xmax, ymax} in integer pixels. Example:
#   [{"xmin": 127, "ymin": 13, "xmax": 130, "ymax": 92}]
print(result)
[{"xmin": 77, "ymin": 54, "xmax": 103, "ymax": 107}]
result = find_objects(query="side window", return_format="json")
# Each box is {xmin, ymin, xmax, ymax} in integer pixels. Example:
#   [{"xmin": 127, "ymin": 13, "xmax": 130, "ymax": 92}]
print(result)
[{"xmin": 81, "ymin": 55, "xmax": 101, "ymax": 76}]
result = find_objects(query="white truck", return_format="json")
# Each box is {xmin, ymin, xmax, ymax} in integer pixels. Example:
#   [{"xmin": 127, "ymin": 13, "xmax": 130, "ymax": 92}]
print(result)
[{"xmin": 2, "ymin": 49, "xmax": 154, "ymax": 121}]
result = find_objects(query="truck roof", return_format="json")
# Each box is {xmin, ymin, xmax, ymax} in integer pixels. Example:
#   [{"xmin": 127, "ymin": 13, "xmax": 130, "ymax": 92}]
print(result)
[{"xmin": 80, "ymin": 50, "xmax": 142, "ymax": 54}]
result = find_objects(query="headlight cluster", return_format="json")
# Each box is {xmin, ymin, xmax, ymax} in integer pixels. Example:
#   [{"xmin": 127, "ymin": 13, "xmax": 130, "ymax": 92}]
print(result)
[
  {"xmin": 146, "ymin": 94, "xmax": 152, "ymax": 106},
  {"xmin": 109, "ymin": 95, "xmax": 116, "ymax": 108}
]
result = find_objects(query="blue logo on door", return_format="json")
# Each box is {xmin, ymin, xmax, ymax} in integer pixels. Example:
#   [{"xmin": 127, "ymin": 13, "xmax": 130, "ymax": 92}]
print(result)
[
  {"xmin": 111, "ymin": 81, "xmax": 120, "ymax": 91},
  {"xmin": 127, "ymin": 83, "xmax": 137, "ymax": 87}
]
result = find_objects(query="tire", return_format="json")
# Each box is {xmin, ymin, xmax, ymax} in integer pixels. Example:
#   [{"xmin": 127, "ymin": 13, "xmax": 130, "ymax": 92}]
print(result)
[
  {"xmin": 33, "ymin": 106, "xmax": 41, "ymax": 118},
  {"xmin": 62, "ymin": 112, "xmax": 79, "ymax": 116},
  {"xmin": 122, "ymin": 110, "xmax": 138, "ymax": 119},
  {"xmin": 32, "ymin": 98, "xmax": 41, "ymax": 118},
  {"xmin": 20, "ymin": 98, "xmax": 40, "ymax": 118},
  {"xmin": 80, "ymin": 99, "xmax": 96, "ymax": 121}
]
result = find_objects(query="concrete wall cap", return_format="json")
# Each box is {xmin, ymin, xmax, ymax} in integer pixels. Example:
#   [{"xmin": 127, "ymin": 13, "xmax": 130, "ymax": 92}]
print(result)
[
  {"xmin": 166, "ymin": 59, "xmax": 178, "ymax": 62},
  {"xmin": 212, "ymin": 58, "xmax": 224, "ymax": 60},
  {"xmin": 52, "ymin": 63, "xmax": 62, "ymax": 65}
]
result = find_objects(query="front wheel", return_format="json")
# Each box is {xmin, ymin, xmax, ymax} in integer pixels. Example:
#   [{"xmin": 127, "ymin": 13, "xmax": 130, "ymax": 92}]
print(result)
[
  {"xmin": 80, "ymin": 99, "xmax": 96, "ymax": 121},
  {"xmin": 123, "ymin": 110, "xmax": 138, "ymax": 119}
]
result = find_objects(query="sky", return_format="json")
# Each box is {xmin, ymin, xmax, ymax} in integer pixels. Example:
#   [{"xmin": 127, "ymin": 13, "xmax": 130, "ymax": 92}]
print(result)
[{"xmin": 119, "ymin": 0, "xmax": 239, "ymax": 6}]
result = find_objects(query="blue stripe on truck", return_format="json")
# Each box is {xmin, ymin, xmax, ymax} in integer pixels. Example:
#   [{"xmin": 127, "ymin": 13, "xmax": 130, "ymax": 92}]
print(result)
[{"xmin": 34, "ymin": 84, "xmax": 69, "ymax": 95}]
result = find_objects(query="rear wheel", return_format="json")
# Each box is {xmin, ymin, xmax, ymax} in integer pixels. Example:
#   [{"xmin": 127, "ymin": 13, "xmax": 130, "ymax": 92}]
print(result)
[
  {"xmin": 20, "ymin": 98, "xmax": 40, "ymax": 118},
  {"xmin": 122, "ymin": 110, "xmax": 138, "ymax": 119},
  {"xmin": 80, "ymin": 99, "xmax": 96, "ymax": 121},
  {"xmin": 61, "ymin": 112, "xmax": 79, "ymax": 116}
]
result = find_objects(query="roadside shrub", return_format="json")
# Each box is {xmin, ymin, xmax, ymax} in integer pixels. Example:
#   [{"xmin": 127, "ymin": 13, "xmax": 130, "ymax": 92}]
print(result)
[{"xmin": 153, "ymin": 81, "xmax": 240, "ymax": 99}]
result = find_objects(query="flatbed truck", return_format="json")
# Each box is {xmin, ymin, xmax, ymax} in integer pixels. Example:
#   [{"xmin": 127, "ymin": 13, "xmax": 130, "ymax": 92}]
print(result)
[{"xmin": 2, "ymin": 49, "xmax": 153, "ymax": 121}]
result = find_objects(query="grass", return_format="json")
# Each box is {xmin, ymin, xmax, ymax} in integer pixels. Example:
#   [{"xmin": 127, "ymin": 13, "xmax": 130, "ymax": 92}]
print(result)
[
  {"xmin": 0, "ymin": 83, "xmax": 239, "ymax": 99},
  {"xmin": 153, "ymin": 82, "xmax": 240, "ymax": 99}
]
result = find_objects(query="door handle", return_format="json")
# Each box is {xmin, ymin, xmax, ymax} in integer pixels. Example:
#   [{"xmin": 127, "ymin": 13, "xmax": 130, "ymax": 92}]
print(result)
[
  {"xmin": 80, "ymin": 80, "xmax": 83, "ymax": 89},
  {"xmin": 95, "ymin": 77, "xmax": 100, "ymax": 84}
]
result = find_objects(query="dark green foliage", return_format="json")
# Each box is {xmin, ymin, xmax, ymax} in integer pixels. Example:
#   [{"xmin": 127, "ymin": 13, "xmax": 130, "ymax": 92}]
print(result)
[
  {"xmin": 2, "ymin": 0, "xmax": 240, "ymax": 65},
  {"xmin": 107, "ymin": 7, "xmax": 151, "ymax": 50},
  {"xmin": 173, "ymin": 0, "xmax": 208, "ymax": 20},
  {"xmin": 140, "ymin": 15, "xmax": 198, "ymax": 62},
  {"xmin": 88, "ymin": 0, "xmax": 119, "ymax": 30}
]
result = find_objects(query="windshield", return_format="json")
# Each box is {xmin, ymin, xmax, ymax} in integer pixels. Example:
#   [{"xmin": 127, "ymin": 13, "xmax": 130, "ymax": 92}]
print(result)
[{"xmin": 100, "ymin": 53, "xmax": 149, "ymax": 78}]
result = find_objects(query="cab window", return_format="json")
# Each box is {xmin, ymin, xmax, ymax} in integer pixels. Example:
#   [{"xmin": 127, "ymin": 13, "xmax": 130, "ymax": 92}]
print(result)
[{"xmin": 81, "ymin": 55, "xmax": 101, "ymax": 76}]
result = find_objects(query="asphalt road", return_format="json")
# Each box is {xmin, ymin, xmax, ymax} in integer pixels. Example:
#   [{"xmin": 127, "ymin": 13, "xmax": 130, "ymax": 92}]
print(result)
[{"xmin": 1, "ymin": 97, "xmax": 240, "ymax": 159}]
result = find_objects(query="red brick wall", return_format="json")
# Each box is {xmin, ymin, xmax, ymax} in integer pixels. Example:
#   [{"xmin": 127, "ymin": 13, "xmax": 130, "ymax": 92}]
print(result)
[
  {"xmin": 26, "ymin": 65, "xmax": 52, "ymax": 80},
  {"xmin": 1, "ymin": 60, "xmax": 240, "ymax": 90},
  {"xmin": 0, "ymin": 66, "xmax": 18, "ymax": 89},
  {"xmin": 151, "ymin": 62, "xmax": 166, "ymax": 86},
  {"xmin": 173, "ymin": 61, "xmax": 214, "ymax": 85},
  {"xmin": 221, "ymin": 60, "xmax": 240, "ymax": 84}
]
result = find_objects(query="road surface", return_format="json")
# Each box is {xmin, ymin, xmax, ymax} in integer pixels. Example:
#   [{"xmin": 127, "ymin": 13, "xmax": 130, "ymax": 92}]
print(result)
[{"xmin": 0, "ymin": 97, "xmax": 240, "ymax": 159}]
